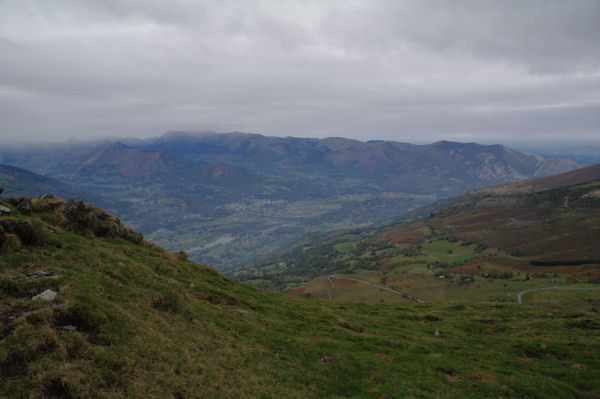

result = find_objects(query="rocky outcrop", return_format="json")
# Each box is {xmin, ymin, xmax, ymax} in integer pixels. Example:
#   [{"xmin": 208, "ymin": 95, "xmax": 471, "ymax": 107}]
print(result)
[
  {"xmin": 60, "ymin": 199, "xmax": 124, "ymax": 238},
  {"xmin": 5, "ymin": 196, "xmax": 32, "ymax": 215},
  {"xmin": 0, "ymin": 194, "xmax": 144, "ymax": 251},
  {"xmin": 54, "ymin": 198, "xmax": 143, "ymax": 242}
]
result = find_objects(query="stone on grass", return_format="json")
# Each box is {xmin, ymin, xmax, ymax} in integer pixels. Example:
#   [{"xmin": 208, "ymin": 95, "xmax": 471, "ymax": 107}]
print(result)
[
  {"xmin": 32, "ymin": 289, "xmax": 57, "ymax": 301},
  {"xmin": 57, "ymin": 325, "xmax": 77, "ymax": 331}
]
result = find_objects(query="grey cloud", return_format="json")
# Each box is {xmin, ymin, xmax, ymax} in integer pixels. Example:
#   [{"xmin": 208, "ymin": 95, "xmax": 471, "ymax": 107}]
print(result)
[
  {"xmin": 327, "ymin": 0, "xmax": 600, "ymax": 74},
  {"xmin": 0, "ymin": 0, "xmax": 598, "ymax": 144}
]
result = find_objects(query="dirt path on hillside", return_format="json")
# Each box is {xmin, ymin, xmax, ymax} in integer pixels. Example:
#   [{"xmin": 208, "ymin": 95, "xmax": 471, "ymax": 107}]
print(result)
[
  {"xmin": 327, "ymin": 275, "xmax": 334, "ymax": 301},
  {"xmin": 327, "ymin": 275, "xmax": 425, "ymax": 303},
  {"xmin": 517, "ymin": 286, "xmax": 600, "ymax": 304}
]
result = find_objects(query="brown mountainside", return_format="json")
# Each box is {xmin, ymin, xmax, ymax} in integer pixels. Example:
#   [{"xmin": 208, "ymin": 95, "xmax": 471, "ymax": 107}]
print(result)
[{"xmin": 78, "ymin": 142, "xmax": 181, "ymax": 177}]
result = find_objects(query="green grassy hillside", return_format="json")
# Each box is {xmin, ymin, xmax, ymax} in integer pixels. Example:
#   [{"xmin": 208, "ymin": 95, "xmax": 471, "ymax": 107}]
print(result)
[{"xmin": 1, "ymin": 194, "xmax": 599, "ymax": 398}]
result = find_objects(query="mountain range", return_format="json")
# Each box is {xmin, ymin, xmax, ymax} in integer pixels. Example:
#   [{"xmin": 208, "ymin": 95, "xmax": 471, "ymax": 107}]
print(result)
[
  {"xmin": 141, "ymin": 132, "xmax": 579, "ymax": 191},
  {"xmin": 0, "ymin": 132, "xmax": 582, "ymax": 270}
]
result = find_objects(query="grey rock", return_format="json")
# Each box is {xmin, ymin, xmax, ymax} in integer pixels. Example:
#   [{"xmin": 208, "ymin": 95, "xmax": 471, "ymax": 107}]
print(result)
[
  {"xmin": 0, "ymin": 205, "xmax": 10, "ymax": 213},
  {"xmin": 32, "ymin": 289, "xmax": 57, "ymax": 301},
  {"xmin": 57, "ymin": 325, "xmax": 77, "ymax": 331},
  {"xmin": 232, "ymin": 308, "xmax": 251, "ymax": 314},
  {"xmin": 16, "ymin": 197, "xmax": 32, "ymax": 215}
]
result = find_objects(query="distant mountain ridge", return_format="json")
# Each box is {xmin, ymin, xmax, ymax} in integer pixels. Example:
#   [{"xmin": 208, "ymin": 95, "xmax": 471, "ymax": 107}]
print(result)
[
  {"xmin": 141, "ymin": 132, "xmax": 580, "ymax": 193},
  {"xmin": 0, "ymin": 164, "xmax": 107, "ymax": 208}
]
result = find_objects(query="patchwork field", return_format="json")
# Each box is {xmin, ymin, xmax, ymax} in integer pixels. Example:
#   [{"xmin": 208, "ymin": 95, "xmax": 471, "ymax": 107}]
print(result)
[{"xmin": 239, "ymin": 177, "xmax": 600, "ymax": 308}]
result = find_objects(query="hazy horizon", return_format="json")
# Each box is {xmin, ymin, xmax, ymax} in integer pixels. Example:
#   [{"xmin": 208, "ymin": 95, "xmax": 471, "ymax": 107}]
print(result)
[{"xmin": 1, "ymin": 129, "xmax": 600, "ymax": 156}]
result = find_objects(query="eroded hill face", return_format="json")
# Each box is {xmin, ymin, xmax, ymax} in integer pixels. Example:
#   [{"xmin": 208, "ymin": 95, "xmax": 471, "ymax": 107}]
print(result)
[
  {"xmin": 468, "ymin": 164, "xmax": 600, "ymax": 195},
  {"xmin": 1, "ymin": 192, "xmax": 599, "ymax": 398}
]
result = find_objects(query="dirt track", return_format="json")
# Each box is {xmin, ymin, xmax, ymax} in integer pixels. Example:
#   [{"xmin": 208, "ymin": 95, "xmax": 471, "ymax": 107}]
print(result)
[{"xmin": 327, "ymin": 275, "xmax": 425, "ymax": 302}]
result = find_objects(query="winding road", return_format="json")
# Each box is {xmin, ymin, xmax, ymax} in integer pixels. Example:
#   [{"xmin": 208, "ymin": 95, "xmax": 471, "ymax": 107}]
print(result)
[
  {"xmin": 516, "ymin": 286, "xmax": 600, "ymax": 304},
  {"xmin": 327, "ymin": 275, "xmax": 425, "ymax": 303}
]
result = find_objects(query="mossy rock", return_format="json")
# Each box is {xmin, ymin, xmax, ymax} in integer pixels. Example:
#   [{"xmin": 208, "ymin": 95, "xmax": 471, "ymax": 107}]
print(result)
[
  {"xmin": 6, "ymin": 196, "xmax": 33, "ymax": 215},
  {"xmin": 125, "ymin": 229, "xmax": 143, "ymax": 244},
  {"xmin": 31, "ymin": 195, "xmax": 64, "ymax": 214},
  {"xmin": 57, "ymin": 200, "xmax": 129, "ymax": 239}
]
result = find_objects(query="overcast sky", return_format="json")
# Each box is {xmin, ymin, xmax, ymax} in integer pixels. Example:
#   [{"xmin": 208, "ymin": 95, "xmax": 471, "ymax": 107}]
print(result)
[{"xmin": 0, "ymin": 0, "xmax": 598, "ymax": 145}]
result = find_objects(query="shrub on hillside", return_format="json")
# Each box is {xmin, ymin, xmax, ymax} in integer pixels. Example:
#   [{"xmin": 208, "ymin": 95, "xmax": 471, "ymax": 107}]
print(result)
[{"xmin": 0, "ymin": 217, "xmax": 45, "ymax": 247}]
